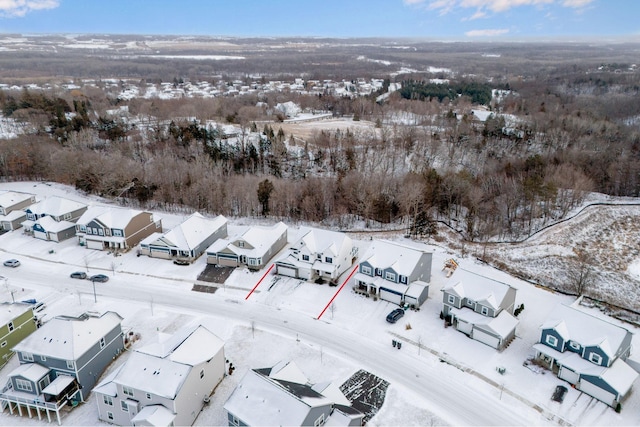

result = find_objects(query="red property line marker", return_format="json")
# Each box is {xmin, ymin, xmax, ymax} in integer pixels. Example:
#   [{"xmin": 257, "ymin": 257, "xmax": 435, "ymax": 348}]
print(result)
[
  {"xmin": 245, "ymin": 264, "xmax": 275, "ymax": 300},
  {"xmin": 317, "ymin": 265, "xmax": 359, "ymax": 320}
]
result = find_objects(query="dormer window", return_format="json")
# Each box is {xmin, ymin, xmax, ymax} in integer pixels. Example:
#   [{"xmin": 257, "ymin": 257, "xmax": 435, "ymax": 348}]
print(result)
[
  {"xmin": 361, "ymin": 265, "xmax": 372, "ymax": 275},
  {"xmin": 545, "ymin": 334, "xmax": 558, "ymax": 347},
  {"xmin": 238, "ymin": 241, "xmax": 245, "ymax": 248},
  {"xmin": 325, "ymin": 257, "xmax": 332, "ymax": 264},
  {"xmin": 385, "ymin": 272, "xmax": 396, "ymax": 282},
  {"xmin": 589, "ymin": 352, "xmax": 603, "ymax": 365},
  {"xmin": 480, "ymin": 306, "xmax": 489, "ymax": 316},
  {"xmin": 399, "ymin": 275, "xmax": 407, "ymax": 284},
  {"xmin": 569, "ymin": 341, "xmax": 580, "ymax": 351}
]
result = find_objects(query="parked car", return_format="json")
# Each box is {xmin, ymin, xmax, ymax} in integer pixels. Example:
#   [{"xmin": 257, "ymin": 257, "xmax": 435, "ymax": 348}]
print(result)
[
  {"xmin": 70, "ymin": 271, "xmax": 87, "ymax": 279},
  {"xmin": 90, "ymin": 274, "xmax": 109, "ymax": 283},
  {"xmin": 173, "ymin": 259, "xmax": 190, "ymax": 266},
  {"xmin": 3, "ymin": 259, "xmax": 20, "ymax": 268},
  {"xmin": 386, "ymin": 308, "xmax": 405, "ymax": 324}
]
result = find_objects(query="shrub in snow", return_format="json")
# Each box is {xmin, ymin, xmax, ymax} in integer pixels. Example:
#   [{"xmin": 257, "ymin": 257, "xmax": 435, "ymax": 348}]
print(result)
[{"xmin": 275, "ymin": 101, "xmax": 301, "ymax": 118}]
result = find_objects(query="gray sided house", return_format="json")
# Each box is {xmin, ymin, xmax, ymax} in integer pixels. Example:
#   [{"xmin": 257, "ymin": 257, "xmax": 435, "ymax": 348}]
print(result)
[
  {"xmin": 0, "ymin": 312, "xmax": 124, "ymax": 425},
  {"xmin": 139, "ymin": 213, "xmax": 227, "ymax": 263},
  {"xmin": 95, "ymin": 324, "xmax": 225, "ymax": 426},
  {"xmin": 22, "ymin": 196, "xmax": 87, "ymax": 242},
  {"xmin": 224, "ymin": 361, "xmax": 362, "ymax": 427},
  {"xmin": 0, "ymin": 190, "xmax": 34, "ymax": 231},
  {"xmin": 534, "ymin": 304, "xmax": 638, "ymax": 408},
  {"xmin": 76, "ymin": 206, "xmax": 162, "ymax": 251},
  {"xmin": 0, "ymin": 302, "xmax": 38, "ymax": 369},
  {"xmin": 206, "ymin": 222, "xmax": 287, "ymax": 270},
  {"xmin": 441, "ymin": 280, "xmax": 518, "ymax": 351},
  {"xmin": 353, "ymin": 240, "xmax": 431, "ymax": 308},
  {"xmin": 275, "ymin": 227, "xmax": 358, "ymax": 285}
]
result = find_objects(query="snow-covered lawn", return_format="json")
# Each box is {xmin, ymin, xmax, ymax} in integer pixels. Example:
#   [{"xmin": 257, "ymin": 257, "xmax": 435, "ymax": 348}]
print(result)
[{"xmin": 0, "ymin": 181, "xmax": 637, "ymax": 426}]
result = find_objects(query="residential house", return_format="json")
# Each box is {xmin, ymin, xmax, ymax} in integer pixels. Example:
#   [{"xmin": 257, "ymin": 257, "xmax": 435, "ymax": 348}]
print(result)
[
  {"xmin": 206, "ymin": 222, "xmax": 287, "ymax": 270},
  {"xmin": 224, "ymin": 361, "xmax": 362, "ymax": 427},
  {"xmin": 441, "ymin": 279, "xmax": 518, "ymax": 350},
  {"xmin": 275, "ymin": 227, "xmax": 357, "ymax": 285},
  {"xmin": 21, "ymin": 196, "xmax": 87, "ymax": 242},
  {"xmin": 534, "ymin": 304, "xmax": 638, "ymax": 408},
  {"xmin": 353, "ymin": 240, "xmax": 431, "ymax": 307},
  {"xmin": 75, "ymin": 206, "xmax": 162, "ymax": 251},
  {"xmin": 0, "ymin": 302, "xmax": 38, "ymax": 369},
  {"xmin": 139, "ymin": 213, "xmax": 227, "ymax": 263},
  {"xmin": 0, "ymin": 191, "xmax": 35, "ymax": 231},
  {"xmin": 0, "ymin": 312, "xmax": 124, "ymax": 424},
  {"xmin": 95, "ymin": 324, "xmax": 225, "ymax": 426}
]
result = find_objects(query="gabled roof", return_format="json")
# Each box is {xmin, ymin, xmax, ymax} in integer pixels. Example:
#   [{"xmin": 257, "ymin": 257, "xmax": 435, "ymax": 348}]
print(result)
[
  {"xmin": 13, "ymin": 311, "xmax": 122, "ymax": 361},
  {"xmin": 77, "ymin": 206, "xmax": 154, "ymax": 230},
  {"xmin": 10, "ymin": 363, "xmax": 49, "ymax": 382},
  {"xmin": 33, "ymin": 216, "xmax": 75, "ymax": 232},
  {"xmin": 131, "ymin": 405, "xmax": 176, "ymax": 426},
  {"xmin": 24, "ymin": 196, "xmax": 86, "ymax": 217},
  {"xmin": 294, "ymin": 227, "xmax": 351, "ymax": 257},
  {"xmin": 207, "ymin": 222, "xmax": 286, "ymax": 257},
  {"xmin": 0, "ymin": 191, "xmax": 34, "ymax": 208},
  {"xmin": 443, "ymin": 279, "xmax": 515, "ymax": 311},
  {"xmin": 137, "ymin": 324, "xmax": 224, "ymax": 366},
  {"xmin": 540, "ymin": 304, "xmax": 632, "ymax": 359},
  {"xmin": 151, "ymin": 212, "xmax": 226, "ymax": 250},
  {"xmin": 359, "ymin": 240, "xmax": 430, "ymax": 276}
]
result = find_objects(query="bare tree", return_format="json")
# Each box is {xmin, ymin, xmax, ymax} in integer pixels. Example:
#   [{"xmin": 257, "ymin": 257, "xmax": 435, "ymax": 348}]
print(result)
[{"xmin": 567, "ymin": 250, "xmax": 594, "ymax": 296}]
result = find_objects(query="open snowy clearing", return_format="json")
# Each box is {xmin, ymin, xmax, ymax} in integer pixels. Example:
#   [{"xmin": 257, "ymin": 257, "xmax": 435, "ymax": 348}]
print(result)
[{"xmin": 0, "ymin": 182, "xmax": 638, "ymax": 426}]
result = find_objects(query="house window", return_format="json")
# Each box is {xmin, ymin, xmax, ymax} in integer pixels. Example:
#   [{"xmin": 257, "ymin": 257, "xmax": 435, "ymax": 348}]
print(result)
[
  {"xmin": 480, "ymin": 306, "xmax": 489, "ymax": 316},
  {"xmin": 66, "ymin": 360, "xmax": 75, "ymax": 370},
  {"xmin": 113, "ymin": 229, "xmax": 123, "ymax": 237},
  {"xmin": 447, "ymin": 294, "xmax": 456, "ymax": 305},
  {"xmin": 238, "ymin": 241, "xmax": 244, "ymax": 248},
  {"xmin": 121, "ymin": 400, "xmax": 128, "ymax": 412},
  {"xmin": 107, "ymin": 412, "xmax": 114, "ymax": 421},
  {"xmin": 15, "ymin": 379, "xmax": 32, "ymax": 392},
  {"xmin": 41, "ymin": 355, "xmax": 47, "ymax": 362},
  {"xmin": 92, "ymin": 227, "xmax": 98, "ymax": 235},
  {"xmin": 314, "ymin": 413, "xmax": 325, "ymax": 427},
  {"xmin": 79, "ymin": 225, "xmax": 86, "ymax": 232},
  {"xmin": 123, "ymin": 386, "xmax": 134, "ymax": 397},
  {"xmin": 466, "ymin": 299, "xmax": 474, "ymax": 307},
  {"xmin": 100, "ymin": 337, "xmax": 105, "ymax": 348},
  {"xmin": 399, "ymin": 275, "xmax": 407, "ymax": 284},
  {"xmin": 302, "ymin": 255, "xmax": 309, "ymax": 261},
  {"xmin": 103, "ymin": 395, "xmax": 113, "ymax": 406},
  {"xmin": 98, "ymin": 229, "xmax": 104, "ymax": 236},
  {"xmin": 569, "ymin": 341, "xmax": 580, "ymax": 351},
  {"xmin": 375, "ymin": 268, "xmax": 382, "ymax": 276},
  {"xmin": 7, "ymin": 322, "xmax": 14, "ymax": 332},
  {"xmin": 146, "ymin": 393, "xmax": 152, "ymax": 400},
  {"xmin": 385, "ymin": 272, "xmax": 396, "ymax": 282},
  {"xmin": 325, "ymin": 256, "xmax": 333, "ymax": 263},
  {"xmin": 200, "ymin": 369, "xmax": 205, "ymax": 379},
  {"xmin": 545, "ymin": 334, "xmax": 558, "ymax": 347},
  {"xmin": 38, "ymin": 376, "xmax": 50, "ymax": 390},
  {"xmin": 22, "ymin": 352, "xmax": 34, "ymax": 362},
  {"xmin": 361, "ymin": 265, "xmax": 372, "ymax": 275},
  {"xmin": 1, "ymin": 341, "xmax": 6, "ymax": 348},
  {"xmin": 230, "ymin": 415, "xmax": 240, "ymax": 427},
  {"xmin": 589, "ymin": 352, "xmax": 603, "ymax": 365},
  {"xmin": 105, "ymin": 229, "xmax": 111, "ymax": 236},
  {"xmin": 64, "ymin": 213, "xmax": 71, "ymax": 220},
  {"xmin": 249, "ymin": 258, "xmax": 258, "ymax": 266}
]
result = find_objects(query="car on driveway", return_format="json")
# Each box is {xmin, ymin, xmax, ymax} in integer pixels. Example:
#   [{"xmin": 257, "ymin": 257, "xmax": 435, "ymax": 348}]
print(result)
[
  {"xmin": 89, "ymin": 274, "xmax": 109, "ymax": 283},
  {"xmin": 70, "ymin": 271, "xmax": 87, "ymax": 279},
  {"xmin": 3, "ymin": 259, "xmax": 20, "ymax": 268},
  {"xmin": 386, "ymin": 308, "xmax": 405, "ymax": 324},
  {"xmin": 173, "ymin": 259, "xmax": 190, "ymax": 266}
]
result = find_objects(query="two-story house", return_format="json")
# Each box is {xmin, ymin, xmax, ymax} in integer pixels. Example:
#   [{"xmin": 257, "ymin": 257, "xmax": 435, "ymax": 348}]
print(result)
[
  {"xmin": 353, "ymin": 240, "xmax": 431, "ymax": 308},
  {"xmin": 275, "ymin": 227, "xmax": 357, "ymax": 285},
  {"xmin": 206, "ymin": 222, "xmax": 287, "ymax": 270},
  {"xmin": 75, "ymin": 206, "xmax": 162, "ymax": 251},
  {"xmin": 0, "ymin": 312, "xmax": 124, "ymax": 425},
  {"xmin": 534, "ymin": 304, "xmax": 638, "ymax": 408},
  {"xmin": 224, "ymin": 361, "xmax": 362, "ymax": 427},
  {"xmin": 21, "ymin": 196, "xmax": 88, "ymax": 242},
  {"xmin": 139, "ymin": 212, "xmax": 227, "ymax": 263},
  {"xmin": 441, "ymin": 279, "xmax": 518, "ymax": 350},
  {"xmin": 0, "ymin": 190, "xmax": 35, "ymax": 231},
  {"xmin": 0, "ymin": 302, "xmax": 38, "ymax": 369},
  {"xmin": 95, "ymin": 324, "xmax": 225, "ymax": 426}
]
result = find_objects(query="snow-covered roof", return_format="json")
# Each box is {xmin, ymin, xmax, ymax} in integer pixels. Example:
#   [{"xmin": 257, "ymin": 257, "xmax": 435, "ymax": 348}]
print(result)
[
  {"xmin": 24, "ymin": 196, "xmax": 86, "ymax": 217},
  {"xmin": 136, "ymin": 324, "xmax": 224, "ymax": 365},
  {"xmin": 13, "ymin": 311, "xmax": 122, "ymax": 361},
  {"xmin": 0, "ymin": 209, "xmax": 26, "ymax": 221},
  {"xmin": 540, "ymin": 304, "xmax": 632, "ymax": 357},
  {"xmin": 294, "ymin": 227, "xmax": 351, "ymax": 257},
  {"xmin": 443, "ymin": 279, "xmax": 515, "ymax": 311},
  {"xmin": 9, "ymin": 362, "xmax": 49, "ymax": 382},
  {"xmin": 207, "ymin": 222, "xmax": 286, "ymax": 258},
  {"xmin": 0, "ymin": 302, "xmax": 33, "ymax": 326},
  {"xmin": 0, "ymin": 190, "xmax": 34, "ymax": 209},
  {"xmin": 42, "ymin": 374, "xmax": 75, "ymax": 395},
  {"xmin": 359, "ymin": 240, "xmax": 430, "ymax": 277},
  {"xmin": 597, "ymin": 358, "xmax": 639, "ymax": 396},
  {"xmin": 32, "ymin": 216, "xmax": 76, "ymax": 232},
  {"xmin": 77, "ymin": 206, "xmax": 155, "ymax": 230},
  {"xmin": 149, "ymin": 212, "xmax": 226, "ymax": 251},
  {"xmin": 131, "ymin": 404, "xmax": 176, "ymax": 426},
  {"xmin": 451, "ymin": 308, "xmax": 518, "ymax": 339}
]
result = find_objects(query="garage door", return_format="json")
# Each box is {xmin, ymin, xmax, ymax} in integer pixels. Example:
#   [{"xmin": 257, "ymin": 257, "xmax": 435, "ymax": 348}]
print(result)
[
  {"xmin": 456, "ymin": 318, "xmax": 473, "ymax": 335},
  {"xmin": 379, "ymin": 287, "xmax": 403, "ymax": 305},
  {"xmin": 579, "ymin": 379, "xmax": 616, "ymax": 407},
  {"xmin": 559, "ymin": 366, "xmax": 580, "ymax": 385},
  {"xmin": 472, "ymin": 328, "xmax": 501, "ymax": 349},
  {"xmin": 34, "ymin": 231, "xmax": 48, "ymax": 241},
  {"xmin": 277, "ymin": 265, "xmax": 298, "ymax": 277},
  {"xmin": 86, "ymin": 239, "xmax": 104, "ymax": 250}
]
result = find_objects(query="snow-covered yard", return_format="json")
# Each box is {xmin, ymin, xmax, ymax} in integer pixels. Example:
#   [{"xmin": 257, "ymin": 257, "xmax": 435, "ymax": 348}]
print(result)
[{"xmin": 0, "ymin": 182, "xmax": 638, "ymax": 426}]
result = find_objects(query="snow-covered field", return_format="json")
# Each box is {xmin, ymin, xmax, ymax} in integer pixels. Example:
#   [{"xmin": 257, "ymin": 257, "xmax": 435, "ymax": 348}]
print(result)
[{"xmin": 0, "ymin": 182, "xmax": 638, "ymax": 426}]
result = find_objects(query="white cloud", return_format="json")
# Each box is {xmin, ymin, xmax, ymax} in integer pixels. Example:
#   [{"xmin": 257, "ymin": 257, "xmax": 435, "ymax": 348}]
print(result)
[
  {"xmin": 0, "ymin": 0, "xmax": 59, "ymax": 17},
  {"xmin": 425, "ymin": 0, "xmax": 595, "ymax": 14},
  {"xmin": 465, "ymin": 28, "xmax": 510, "ymax": 36}
]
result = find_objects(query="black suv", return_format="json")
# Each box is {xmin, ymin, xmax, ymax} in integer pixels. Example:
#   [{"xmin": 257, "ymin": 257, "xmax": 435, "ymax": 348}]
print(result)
[{"xmin": 386, "ymin": 308, "xmax": 405, "ymax": 324}]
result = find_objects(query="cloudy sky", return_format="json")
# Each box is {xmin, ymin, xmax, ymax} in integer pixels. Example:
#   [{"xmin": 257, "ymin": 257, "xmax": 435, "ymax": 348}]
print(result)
[{"xmin": 0, "ymin": 0, "xmax": 636, "ymax": 39}]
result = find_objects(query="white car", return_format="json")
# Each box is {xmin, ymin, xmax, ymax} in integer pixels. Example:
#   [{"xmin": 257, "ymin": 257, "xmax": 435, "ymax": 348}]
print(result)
[{"xmin": 3, "ymin": 259, "xmax": 20, "ymax": 268}]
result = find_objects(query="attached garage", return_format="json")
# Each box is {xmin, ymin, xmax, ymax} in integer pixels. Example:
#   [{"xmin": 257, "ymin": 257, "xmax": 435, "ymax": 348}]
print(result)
[
  {"xmin": 456, "ymin": 318, "xmax": 473, "ymax": 335},
  {"xmin": 559, "ymin": 366, "xmax": 580, "ymax": 385},
  {"xmin": 86, "ymin": 239, "xmax": 104, "ymax": 250},
  {"xmin": 579, "ymin": 379, "xmax": 616, "ymax": 407},
  {"xmin": 34, "ymin": 230, "xmax": 48, "ymax": 241},
  {"xmin": 276, "ymin": 265, "xmax": 298, "ymax": 278},
  {"xmin": 217, "ymin": 253, "xmax": 239, "ymax": 267},
  {"xmin": 379, "ymin": 287, "xmax": 403, "ymax": 306},
  {"xmin": 472, "ymin": 327, "xmax": 501, "ymax": 349}
]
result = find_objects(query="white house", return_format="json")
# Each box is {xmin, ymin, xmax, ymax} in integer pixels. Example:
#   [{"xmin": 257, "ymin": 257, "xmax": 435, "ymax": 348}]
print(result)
[
  {"xmin": 94, "ymin": 324, "xmax": 225, "ymax": 426},
  {"xmin": 275, "ymin": 227, "xmax": 357, "ymax": 285}
]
